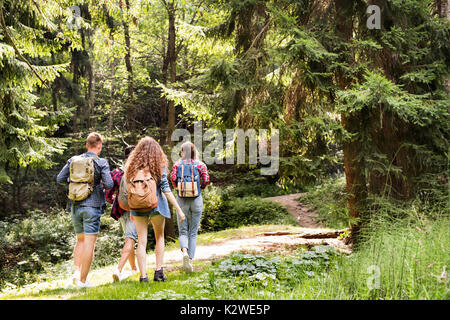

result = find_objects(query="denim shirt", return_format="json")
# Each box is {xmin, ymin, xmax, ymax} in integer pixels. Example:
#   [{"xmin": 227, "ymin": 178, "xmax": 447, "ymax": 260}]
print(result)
[{"xmin": 57, "ymin": 152, "xmax": 114, "ymax": 210}]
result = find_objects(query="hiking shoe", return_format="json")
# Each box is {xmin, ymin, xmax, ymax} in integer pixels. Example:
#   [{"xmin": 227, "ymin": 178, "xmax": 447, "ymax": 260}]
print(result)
[
  {"xmin": 153, "ymin": 268, "xmax": 167, "ymax": 282},
  {"xmin": 72, "ymin": 270, "xmax": 80, "ymax": 286},
  {"xmin": 76, "ymin": 281, "xmax": 94, "ymax": 289},
  {"xmin": 182, "ymin": 252, "xmax": 193, "ymax": 273},
  {"xmin": 112, "ymin": 268, "xmax": 121, "ymax": 282},
  {"xmin": 121, "ymin": 269, "xmax": 137, "ymax": 280},
  {"xmin": 129, "ymin": 269, "xmax": 138, "ymax": 277},
  {"xmin": 139, "ymin": 275, "xmax": 149, "ymax": 283}
]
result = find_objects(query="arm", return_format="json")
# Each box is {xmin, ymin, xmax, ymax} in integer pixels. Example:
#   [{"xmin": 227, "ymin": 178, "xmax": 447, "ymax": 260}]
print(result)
[
  {"xmin": 160, "ymin": 167, "xmax": 185, "ymax": 222},
  {"xmin": 104, "ymin": 170, "xmax": 118, "ymax": 204},
  {"xmin": 170, "ymin": 161, "xmax": 179, "ymax": 189},
  {"xmin": 101, "ymin": 160, "xmax": 114, "ymax": 190},
  {"xmin": 56, "ymin": 159, "xmax": 71, "ymax": 184},
  {"xmin": 164, "ymin": 191, "xmax": 185, "ymax": 222},
  {"xmin": 198, "ymin": 162, "xmax": 210, "ymax": 189}
]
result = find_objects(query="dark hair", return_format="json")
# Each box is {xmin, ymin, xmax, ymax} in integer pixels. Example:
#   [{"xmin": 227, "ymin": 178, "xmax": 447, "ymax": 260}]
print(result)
[
  {"xmin": 124, "ymin": 145, "xmax": 135, "ymax": 159},
  {"xmin": 179, "ymin": 142, "xmax": 198, "ymax": 160}
]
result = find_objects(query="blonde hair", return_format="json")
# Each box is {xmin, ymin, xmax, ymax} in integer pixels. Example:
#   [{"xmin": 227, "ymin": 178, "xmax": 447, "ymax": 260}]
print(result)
[
  {"xmin": 86, "ymin": 132, "xmax": 103, "ymax": 148},
  {"xmin": 125, "ymin": 136, "xmax": 168, "ymax": 182}
]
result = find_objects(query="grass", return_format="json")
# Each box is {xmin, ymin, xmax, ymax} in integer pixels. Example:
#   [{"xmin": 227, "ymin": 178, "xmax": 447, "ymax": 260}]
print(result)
[
  {"xmin": 300, "ymin": 175, "xmax": 351, "ymax": 229},
  {"xmin": 69, "ymin": 214, "xmax": 450, "ymax": 300},
  {"xmin": 2, "ymin": 214, "xmax": 447, "ymax": 300},
  {"xmin": 1, "ymin": 172, "xmax": 448, "ymax": 300}
]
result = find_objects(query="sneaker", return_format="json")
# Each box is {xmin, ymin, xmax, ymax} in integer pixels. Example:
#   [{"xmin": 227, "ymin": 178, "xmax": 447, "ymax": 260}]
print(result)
[
  {"xmin": 182, "ymin": 252, "xmax": 193, "ymax": 273},
  {"xmin": 130, "ymin": 269, "xmax": 138, "ymax": 276},
  {"xmin": 72, "ymin": 270, "xmax": 80, "ymax": 286},
  {"xmin": 139, "ymin": 275, "xmax": 149, "ymax": 283},
  {"xmin": 112, "ymin": 268, "xmax": 121, "ymax": 282},
  {"xmin": 153, "ymin": 268, "xmax": 167, "ymax": 282},
  {"xmin": 76, "ymin": 280, "xmax": 94, "ymax": 289},
  {"xmin": 121, "ymin": 269, "xmax": 137, "ymax": 280}
]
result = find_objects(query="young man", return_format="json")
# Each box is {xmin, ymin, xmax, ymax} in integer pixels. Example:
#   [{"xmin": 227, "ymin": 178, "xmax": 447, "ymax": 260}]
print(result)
[
  {"xmin": 57, "ymin": 132, "xmax": 113, "ymax": 288},
  {"xmin": 105, "ymin": 145, "xmax": 138, "ymax": 282}
]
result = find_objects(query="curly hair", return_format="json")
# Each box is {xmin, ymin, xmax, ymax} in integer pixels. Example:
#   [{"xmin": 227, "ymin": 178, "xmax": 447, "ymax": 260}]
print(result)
[{"xmin": 124, "ymin": 136, "xmax": 168, "ymax": 183}]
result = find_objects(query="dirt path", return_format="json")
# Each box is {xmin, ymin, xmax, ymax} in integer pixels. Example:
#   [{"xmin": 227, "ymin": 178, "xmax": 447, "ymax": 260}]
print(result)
[
  {"xmin": 263, "ymin": 193, "xmax": 322, "ymax": 228},
  {"xmin": 1, "ymin": 194, "xmax": 351, "ymax": 299}
]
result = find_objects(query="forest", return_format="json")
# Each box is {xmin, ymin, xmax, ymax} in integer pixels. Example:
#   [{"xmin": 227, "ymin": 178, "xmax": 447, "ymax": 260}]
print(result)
[{"xmin": 0, "ymin": 0, "xmax": 449, "ymax": 301}]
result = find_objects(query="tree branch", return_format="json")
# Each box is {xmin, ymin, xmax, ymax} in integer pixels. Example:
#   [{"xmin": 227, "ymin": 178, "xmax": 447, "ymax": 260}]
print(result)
[{"xmin": 0, "ymin": 6, "xmax": 46, "ymax": 85}]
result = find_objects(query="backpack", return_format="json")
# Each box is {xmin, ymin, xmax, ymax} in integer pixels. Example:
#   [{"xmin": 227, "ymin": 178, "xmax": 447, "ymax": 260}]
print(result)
[
  {"xmin": 117, "ymin": 170, "xmax": 130, "ymax": 211},
  {"xmin": 68, "ymin": 155, "xmax": 98, "ymax": 201},
  {"xmin": 127, "ymin": 169, "xmax": 158, "ymax": 212},
  {"xmin": 177, "ymin": 160, "xmax": 200, "ymax": 198}
]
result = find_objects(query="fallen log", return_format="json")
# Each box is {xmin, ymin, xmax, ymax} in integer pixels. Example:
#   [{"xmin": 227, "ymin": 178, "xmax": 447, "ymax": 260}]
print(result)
[
  {"xmin": 257, "ymin": 229, "xmax": 349, "ymax": 239},
  {"xmin": 256, "ymin": 231, "xmax": 297, "ymax": 236},
  {"xmin": 298, "ymin": 229, "xmax": 349, "ymax": 239}
]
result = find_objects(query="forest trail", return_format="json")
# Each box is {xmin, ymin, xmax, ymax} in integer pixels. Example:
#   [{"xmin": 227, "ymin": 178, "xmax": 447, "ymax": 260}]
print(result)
[
  {"xmin": 262, "ymin": 193, "xmax": 322, "ymax": 228},
  {"xmin": 1, "ymin": 194, "xmax": 351, "ymax": 300}
]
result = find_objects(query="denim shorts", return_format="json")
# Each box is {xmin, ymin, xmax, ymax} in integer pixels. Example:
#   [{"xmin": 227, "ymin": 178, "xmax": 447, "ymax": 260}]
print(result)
[
  {"xmin": 119, "ymin": 212, "xmax": 137, "ymax": 241},
  {"xmin": 130, "ymin": 210, "xmax": 161, "ymax": 219},
  {"xmin": 71, "ymin": 205, "xmax": 102, "ymax": 235}
]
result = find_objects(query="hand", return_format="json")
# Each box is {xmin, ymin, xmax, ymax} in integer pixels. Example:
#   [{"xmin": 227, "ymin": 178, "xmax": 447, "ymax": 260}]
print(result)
[
  {"xmin": 130, "ymin": 214, "xmax": 134, "ymax": 222},
  {"xmin": 178, "ymin": 209, "xmax": 186, "ymax": 222}
]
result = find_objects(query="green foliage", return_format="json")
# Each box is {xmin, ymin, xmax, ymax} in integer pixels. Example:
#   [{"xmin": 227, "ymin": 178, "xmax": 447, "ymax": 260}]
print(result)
[
  {"xmin": 201, "ymin": 183, "xmax": 297, "ymax": 232},
  {"xmin": 0, "ymin": 0, "xmax": 73, "ymax": 183},
  {"xmin": 0, "ymin": 208, "xmax": 125, "ymax": 291},
  {"xmin": 0, "ymin": 208, "xmax": 74, "ymax": 289},
  {"xmin": 206, "ymin": 246, "xmax": 340, "ymax": 297},
  {"xmin": 300, "ymin": 175, "xmax": 353, "ymax": 229}
]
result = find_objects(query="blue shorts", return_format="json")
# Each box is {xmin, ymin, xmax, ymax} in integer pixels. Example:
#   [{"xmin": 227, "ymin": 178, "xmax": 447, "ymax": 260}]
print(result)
[
  {"xmin": 71, "ymin": 206, "xmax": 102, "ymax": 235},
  {"xmin": 119, "ymin": 212, "xmax": 137, "ymax": 241},
  {"xmin": 130, "ymin": 210, "xmax": 161, "ymax": 218}
]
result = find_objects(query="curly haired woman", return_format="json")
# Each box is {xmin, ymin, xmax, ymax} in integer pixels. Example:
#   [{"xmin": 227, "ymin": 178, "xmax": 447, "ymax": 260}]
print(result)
[{"xmin": 124, "ymin": 136, "xmax": 185, "ymax": 282}]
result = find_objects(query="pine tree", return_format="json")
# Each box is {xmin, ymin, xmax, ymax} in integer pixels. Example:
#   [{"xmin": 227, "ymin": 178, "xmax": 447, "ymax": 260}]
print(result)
[{"xmin": 0, "ymin": 0, "xmax": 71, "ymax": 183}]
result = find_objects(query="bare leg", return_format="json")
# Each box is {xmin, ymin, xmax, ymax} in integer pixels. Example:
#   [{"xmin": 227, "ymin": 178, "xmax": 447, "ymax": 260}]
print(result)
[
  {"xmin": 150, "ymin": 214, "xmax": 165, "ymax": 271},
  {"xmin": 134, "ymin": 215, "xmax": 149, "ymax": 278},
  {"xmin": 117, "ymin": 238, "xmax": 136, "ymax": 272},
  {"xmin": 79, "ymin": 234, "xmax": 98, "ymax": 283},
  {"xmin": 127, "ymin": 242, "xmax": 137, "ymax": 271},
  {"xmin": 73, "ymin": 233, "xmax": 85, "ymax": 272}
]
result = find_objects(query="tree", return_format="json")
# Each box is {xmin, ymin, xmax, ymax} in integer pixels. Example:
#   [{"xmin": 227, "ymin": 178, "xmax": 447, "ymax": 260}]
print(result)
[{"xmin": 0, "ymin": 0, "xmax": 72, "ymax": 184}]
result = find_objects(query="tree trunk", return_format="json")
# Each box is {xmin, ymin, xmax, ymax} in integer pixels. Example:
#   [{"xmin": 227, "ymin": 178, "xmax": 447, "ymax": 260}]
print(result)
[
  {"xmin": 334, "ymin": 0, "xmax": 367, "ymax": 241},
  {"xmin": 123, "ymin": 0, "xmax": 135, "ymax": 141},
  {"xmin": 86, "ymin": 60, "xmax": 95, "ymax": 130},
  {"xmin": 109, "ymin": 30, "xmax": 116, "ymax": 137},
  {"xmin": 437, "ymin": 0, "xmax": 450, "ymax": 93},
  {"xmin": 167, "ymin": 0, "xmax": 176, "ymax": 147},
  {"xmin": 160, "ymin": 33, "xmax": 168, "ymax": 142},
  {"xmin": 161, "ymin": 0, "xmax": 177, "ymax": 242},
  {"xmin": 109, "ymin": 61, "xmax": 116, "ymax": 135}
]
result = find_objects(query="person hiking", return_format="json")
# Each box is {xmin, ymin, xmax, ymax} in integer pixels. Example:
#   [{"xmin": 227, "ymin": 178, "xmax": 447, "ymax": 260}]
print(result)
[
  {"xmin": 105, "ymin": 145, "xmax": 138, "ymax": 282},
  {"xmin": 170, "ymin": 141, "xmax": 209, "ymax": 273},
  {"xmin": 56, "ymin": 132, "xmax": 114, "ymax": 288},
  {"xmin": 124, "ymin": 136, "xmax": 186, "ymax": 283}
]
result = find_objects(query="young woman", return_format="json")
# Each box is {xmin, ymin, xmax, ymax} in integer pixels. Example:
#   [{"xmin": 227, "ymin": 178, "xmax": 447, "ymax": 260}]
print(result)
[
  {"xmin": 125, "ymin": 136, "xmax": 185, "ymax": 282},
  {"xmin": 170, "ymin": 142, "xmax": 209, "ymax": 272}
]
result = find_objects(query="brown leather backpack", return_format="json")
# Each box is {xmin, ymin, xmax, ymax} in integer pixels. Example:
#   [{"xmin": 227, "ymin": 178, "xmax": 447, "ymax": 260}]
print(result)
[{"xmin": 127, "ymin": 169, "xmax": 158, "ymax": 212}]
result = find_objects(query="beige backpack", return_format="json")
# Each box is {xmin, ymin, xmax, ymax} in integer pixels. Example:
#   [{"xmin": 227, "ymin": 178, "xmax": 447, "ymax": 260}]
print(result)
[
  {"xmin": 128, "ymin": 169, "xmax": 158, "ymax": 212},
  {"xmin": 68, "ymin": 156, "xmax": 98, "ymax": 201}
]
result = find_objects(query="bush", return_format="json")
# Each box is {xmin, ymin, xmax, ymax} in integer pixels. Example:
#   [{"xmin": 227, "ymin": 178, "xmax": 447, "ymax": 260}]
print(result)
[
  {"xmin": 0, "ymin": 208, "xmax": 74, "ymax": 289},
  {"xmin": 201, "ymin": 186, "xmax": 297, "ymax": 232},
  {"xmin": 300, "ymin": 175, "xmax": 351, "ymax": 229},
  {"xmin": 0, "ymin": 208, "xmax": 126, "ymax": 291}
]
